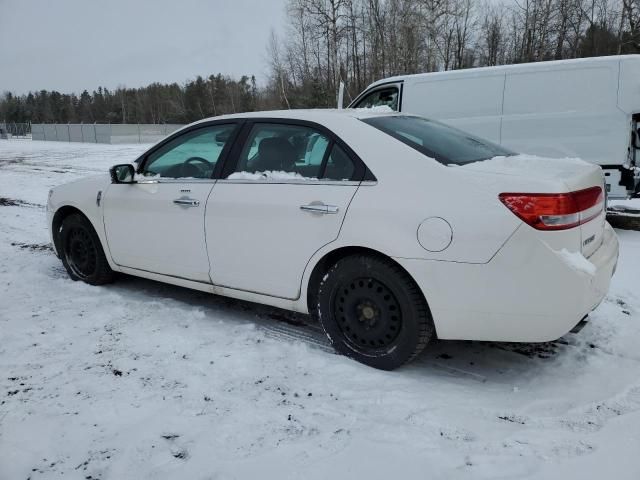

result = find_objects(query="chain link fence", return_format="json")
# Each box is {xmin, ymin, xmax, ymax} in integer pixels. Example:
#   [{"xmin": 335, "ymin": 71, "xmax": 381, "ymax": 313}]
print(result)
[
  {"xmin": 0, "ymin": 122, "xmax": 31, "ymax": 138},
  {"xmin": 30, "ymin": 123, "xmax": 184, "ymax": 144}
]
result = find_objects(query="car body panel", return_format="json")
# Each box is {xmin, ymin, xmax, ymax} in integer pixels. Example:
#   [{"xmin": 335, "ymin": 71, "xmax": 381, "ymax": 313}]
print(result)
[
  {"xmin": 47, "ymin": 109, "xmax": 619, "ymax": 345},
  {"xmin": 48, "ymin": 174, "xmax": 113, "ymax": 262},
  {"xmin": 205, "ymin": 180, "xmax": 359, "ymax": 299},
  {"xmin": 396, "ymin": 222, "xmax": 618, "ymax": 341},
  {"xmin": 102, "ymin": 180, "xmax": 215, "ymax": 282}
]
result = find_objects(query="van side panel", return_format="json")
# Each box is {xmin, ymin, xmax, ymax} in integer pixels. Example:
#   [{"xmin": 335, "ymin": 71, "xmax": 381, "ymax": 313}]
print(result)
[
  {"xmin": 403, "ymin": 74, "xmax": 504, "ymax": 143},
  {"xmin": 618, "ymin": 57, "xmax": 640, "ymax": 114},
  {"xmin": 501, "ymin": 63, "xmax": 628, "ymax": 166}
]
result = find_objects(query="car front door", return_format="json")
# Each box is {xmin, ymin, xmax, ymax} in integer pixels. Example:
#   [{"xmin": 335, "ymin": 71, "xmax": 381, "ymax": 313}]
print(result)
[
  {"xmin": 206, "ymin": 121, "xmax": 364, "ymax": 299},
  {"xmin": 103, "ymin": 122, "xmax": 238, "ymax": 283}
]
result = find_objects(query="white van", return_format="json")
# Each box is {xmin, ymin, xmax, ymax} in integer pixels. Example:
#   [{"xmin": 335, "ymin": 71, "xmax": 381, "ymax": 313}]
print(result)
[{"xmin": 349, "ymin": 55, "xmax": 640, "ymax": 198}]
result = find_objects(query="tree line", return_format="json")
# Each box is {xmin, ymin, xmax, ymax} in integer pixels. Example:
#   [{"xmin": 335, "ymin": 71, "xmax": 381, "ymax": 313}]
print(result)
[
  {"xmin": 0, "ymin": 75, "xmax": 260, "ymax": 124},
  {"xmin": 3, "ymin": 0, "xmax": 640, "ymax": 124},
  {"xmin": 267, "ymin": 0, "xmax": 640, "ymax": 107}
]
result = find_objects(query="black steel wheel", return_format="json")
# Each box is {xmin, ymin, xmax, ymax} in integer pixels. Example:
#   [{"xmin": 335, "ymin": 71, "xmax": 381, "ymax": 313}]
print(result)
[
  {"xmin": 64, "ymin": 226, "xmax": 98, "ymax": 279},
  {"xmin": 316, "ymin": 254, "xmax": 435, "ymax": 370},
  {"xmin": 334, "ymin": 277, "xmax": 402, "ymax": 352},
  {"xmin": 59, "ymin": 213, "xmax": 114, "ymax": 285}
]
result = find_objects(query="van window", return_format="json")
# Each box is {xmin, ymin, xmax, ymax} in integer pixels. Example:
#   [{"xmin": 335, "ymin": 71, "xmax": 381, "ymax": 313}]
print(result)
[
  {"xmin": 362, "ymin": 115, "xmax": 515, "ymax": 165},
  {"xmin": 353, "ymin": 87, "xmax": 399, "ymax": 111}
]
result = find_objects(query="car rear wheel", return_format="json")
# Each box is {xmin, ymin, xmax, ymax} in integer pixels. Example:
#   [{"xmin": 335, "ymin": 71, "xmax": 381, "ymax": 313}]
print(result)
[
  {"xmin": 59, "ymin": 213, "xmax": 114, "ymax": 285},
  {"xmin": 316, "ymin": 255, "xmax": 434, "ymax": 370}
]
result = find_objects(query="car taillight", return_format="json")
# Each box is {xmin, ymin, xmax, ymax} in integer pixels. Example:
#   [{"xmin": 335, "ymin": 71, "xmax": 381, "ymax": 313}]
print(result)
[{"xmin": 499, "ymin": 187, "xmax": 604, "ymax": 231}]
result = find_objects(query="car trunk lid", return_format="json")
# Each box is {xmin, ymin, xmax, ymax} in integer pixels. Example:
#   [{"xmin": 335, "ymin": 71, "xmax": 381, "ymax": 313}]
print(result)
[{"xmin": 461, "ymin": 155, "xmax": 606, "ymax": 257}]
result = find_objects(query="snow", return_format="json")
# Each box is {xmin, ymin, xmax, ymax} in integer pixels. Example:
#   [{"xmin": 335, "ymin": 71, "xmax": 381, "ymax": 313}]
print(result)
[
  {"xmin": 609, "ymin": 198, "xmax": 640, "ymax": 215},
  {"xmin": 227, "ymin": 170, "xmax": 318, "ymax": 181},
  {"xmin": 460, "ymin": 154, "xmax": 592, "ymax": 173},
  {"xmin": 556, "ymin": 248, "xmax": 597, "ymax": 276},
  {"xmin": 350, "ymin": 105, "xmax": 395, "ymax": 114},
  {"xmin": 2, "ymin": 139, "xmax": 640, "ymax": 479}
]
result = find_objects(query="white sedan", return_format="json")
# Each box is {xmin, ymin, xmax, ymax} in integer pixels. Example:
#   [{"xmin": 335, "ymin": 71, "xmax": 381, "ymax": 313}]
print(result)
[{"xmin": 47, "ymin": 110, "xmax": 619, "ymax": 370}]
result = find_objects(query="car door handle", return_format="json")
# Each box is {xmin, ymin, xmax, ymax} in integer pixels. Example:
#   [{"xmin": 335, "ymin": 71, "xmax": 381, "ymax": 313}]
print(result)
[
  {"xmin": 300, "ymin": 203, "xmax": 339, "ymax": 214},
  {"xmin": 173, "ymin": 198, "xmax": 200, "ymax": 207}
]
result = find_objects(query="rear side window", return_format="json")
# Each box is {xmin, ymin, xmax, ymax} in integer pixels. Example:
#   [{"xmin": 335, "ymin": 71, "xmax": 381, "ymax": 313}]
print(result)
[
  {"xmin": 323, "ymin": 145, "xmax": 355, "ymax": 181},
  {"xmin": 362, "ymin": 116, "xmax": 515, "ymax": 165},
  {"xmin": 353, "ymin": 87, "xmax": 399, "ymax": 111},
  {"xmin": 229, "ymin": 123, "xmax": 356, "ymax": 181}
]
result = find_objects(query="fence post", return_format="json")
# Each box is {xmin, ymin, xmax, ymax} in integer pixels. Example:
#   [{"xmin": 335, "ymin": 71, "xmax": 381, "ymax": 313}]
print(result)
[
  {"xmin": 138, "ymin": 123, "xmax": 141, "ymax": 143},
  {"xmin": 67, "ymin": 122, "xmax": 71, "ymax": 142},
  {"xmin": 94, "ymin": 122, "xmax": 98, "ymax": 143}
]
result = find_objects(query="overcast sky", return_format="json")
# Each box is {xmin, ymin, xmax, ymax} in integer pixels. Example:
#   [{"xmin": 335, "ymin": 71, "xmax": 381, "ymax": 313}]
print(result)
[{"xmin": 0, "ymin": 0, "xmax": 287, "ymax": 94}]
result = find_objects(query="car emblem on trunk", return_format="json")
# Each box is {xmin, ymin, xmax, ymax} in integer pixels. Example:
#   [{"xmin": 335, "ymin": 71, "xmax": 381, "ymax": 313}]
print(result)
[{"xmin": 583, "ymin": 234, "xmax": 595, "ymax": 247}]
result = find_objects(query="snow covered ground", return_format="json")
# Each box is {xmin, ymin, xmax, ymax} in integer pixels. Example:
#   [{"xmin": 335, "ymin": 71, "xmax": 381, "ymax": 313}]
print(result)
[{"xmin": 1, "ymin": 140, "xmax": 640, "ymax": 479}]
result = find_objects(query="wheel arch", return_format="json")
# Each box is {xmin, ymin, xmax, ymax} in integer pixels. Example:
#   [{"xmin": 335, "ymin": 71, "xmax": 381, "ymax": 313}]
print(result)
[
  {"xmin": 51, "ymin": 205, "xmax": 101, "ymax": 257},
  {"xmin": 305, "ymin": 245, "xmax": 429, "ymax": 315}
]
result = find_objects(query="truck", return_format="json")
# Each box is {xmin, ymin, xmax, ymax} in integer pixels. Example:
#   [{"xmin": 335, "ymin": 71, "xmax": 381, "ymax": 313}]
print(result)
[{"xmin": 349, "ymin": 55, "xmax": 640, "ymax": 199}]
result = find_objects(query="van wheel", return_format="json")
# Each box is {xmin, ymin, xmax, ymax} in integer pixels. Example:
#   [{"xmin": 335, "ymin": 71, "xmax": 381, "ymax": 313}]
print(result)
[
  {"xmin": 316, "ymin": 255, "xmax": 434, "ymax": 370},
  {"xmin": 59, "ymin": 213, "xmax": 114, "ymax": 285}
]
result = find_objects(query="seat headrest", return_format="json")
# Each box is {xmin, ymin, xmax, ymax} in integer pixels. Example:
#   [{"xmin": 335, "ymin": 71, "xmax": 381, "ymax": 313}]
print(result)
[
  {"xmin": 257, "ymin": 137, "xmax": 297, "ymax": 171},
  {"xmin": 258, "ymin": 137, "xmax": 296, "ymax": 157}
]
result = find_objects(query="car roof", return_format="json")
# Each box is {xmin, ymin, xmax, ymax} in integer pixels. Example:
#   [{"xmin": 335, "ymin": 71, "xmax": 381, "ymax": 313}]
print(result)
[{"xmin": 189, "ymin": 108, "xmax": 399, "ymax": 127}]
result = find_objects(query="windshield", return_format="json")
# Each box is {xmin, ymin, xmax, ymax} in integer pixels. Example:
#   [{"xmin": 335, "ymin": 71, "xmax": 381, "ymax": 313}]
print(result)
[{"xmin": 362, "ymin": 115, "xmax": 515, "ymax": 165}]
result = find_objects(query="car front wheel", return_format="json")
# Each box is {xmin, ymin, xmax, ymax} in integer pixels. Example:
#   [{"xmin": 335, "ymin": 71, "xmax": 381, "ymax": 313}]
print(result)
[
  {"xmin": 59, "ymin": 213, "xmax": 114, "ymax": 285},
  {"xmin": 316, "ymin": 254, "xmax": 435, "ymax": 370}
]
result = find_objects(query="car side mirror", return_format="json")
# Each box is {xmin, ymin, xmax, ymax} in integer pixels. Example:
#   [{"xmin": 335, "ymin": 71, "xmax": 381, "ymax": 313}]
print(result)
[{"xmin": 110, "ymin": 164, "xmax": 136, "ymax": 184}]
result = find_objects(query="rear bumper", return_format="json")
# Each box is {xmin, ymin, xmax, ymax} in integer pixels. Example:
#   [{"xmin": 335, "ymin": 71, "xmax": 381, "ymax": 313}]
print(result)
[{"xmin": 395, "ymin": 222, "xmax": 619, "ymax": 342}]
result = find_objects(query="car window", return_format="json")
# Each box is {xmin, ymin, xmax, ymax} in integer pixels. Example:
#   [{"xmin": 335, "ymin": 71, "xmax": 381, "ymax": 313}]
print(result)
[
  {"xmin": 353, "ymin": 87, "xmax": 399, "ymax": 111},
  {"xmin": 143, "ymin": 124, "xmax": 235, "ymax": 179},
  {"xmin": 322, "ymin": 144, "xmax": 355, "ymax": 180},
  {"xmin": 362, "ymin": 115, "xmax": 515, "ymax": 165},
  {"xmin": 231, "ymin": 123, "xmax": 332, "ymax": 179}
]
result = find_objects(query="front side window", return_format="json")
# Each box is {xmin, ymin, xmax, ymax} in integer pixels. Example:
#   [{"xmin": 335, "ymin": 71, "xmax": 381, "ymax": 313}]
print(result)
[
  {"xmin": 229, "ymin": 123, "xmax": 355, "ymax": 181},
  {"xmin": 143, "ymin": 124, "xmax": 235, "ymax": 179},
  {"xmin": 362, "ymin": 115, "xmax": 515, "ymax": 165},
  {"xmin": 353, "ymin": 87, "xmax": 399, "ymax": 111}
]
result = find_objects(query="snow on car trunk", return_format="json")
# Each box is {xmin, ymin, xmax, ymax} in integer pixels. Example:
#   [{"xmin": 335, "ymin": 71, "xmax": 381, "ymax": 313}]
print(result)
[{"xmin": 462, "ymin": 154, "xmax": 606, "ymax": 257}]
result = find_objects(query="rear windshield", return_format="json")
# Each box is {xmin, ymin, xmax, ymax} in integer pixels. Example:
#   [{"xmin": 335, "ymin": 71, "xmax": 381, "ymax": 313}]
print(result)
[{"xmin": 362, "ymin": 115, "xmax": 515, "ymax": 165}]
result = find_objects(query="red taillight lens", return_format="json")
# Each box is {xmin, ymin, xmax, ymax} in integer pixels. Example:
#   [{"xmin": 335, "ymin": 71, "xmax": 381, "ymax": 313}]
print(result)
[{"xmin": 499, "ymin": 187, "xmax": 604, "ymax": 231}]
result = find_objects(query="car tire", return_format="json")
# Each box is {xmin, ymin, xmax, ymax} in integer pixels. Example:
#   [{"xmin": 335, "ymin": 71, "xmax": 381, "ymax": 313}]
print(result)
[
  {"xmin": 316, "ymin": 254, "xmax": 435, "ymax": 370},
  {"xmin": 59, "ymin": 213, "xmax": 114, "ymax": 285}
]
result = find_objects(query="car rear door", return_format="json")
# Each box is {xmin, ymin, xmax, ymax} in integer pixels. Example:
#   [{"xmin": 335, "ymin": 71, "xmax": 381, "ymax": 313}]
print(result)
[{"xmin": 205, "ymin": 120, "xmax": 364, "ymax": 299}]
